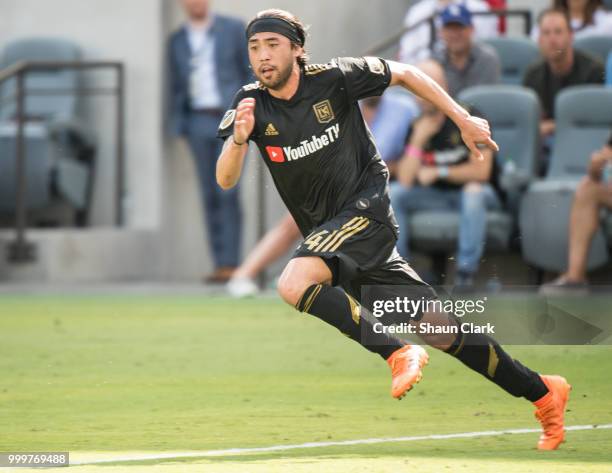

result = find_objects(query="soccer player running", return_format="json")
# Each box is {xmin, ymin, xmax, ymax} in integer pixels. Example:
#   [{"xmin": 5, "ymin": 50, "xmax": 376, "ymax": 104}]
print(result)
[{"xmin": 216, "ymin": 9, "xmax": 570, "ymax": 450}]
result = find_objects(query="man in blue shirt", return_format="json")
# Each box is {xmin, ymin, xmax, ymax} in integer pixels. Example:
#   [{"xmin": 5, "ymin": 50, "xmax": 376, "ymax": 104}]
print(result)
[{"xmin": 168, "ymin": 0, "xmax": 251, "ymax": 282}]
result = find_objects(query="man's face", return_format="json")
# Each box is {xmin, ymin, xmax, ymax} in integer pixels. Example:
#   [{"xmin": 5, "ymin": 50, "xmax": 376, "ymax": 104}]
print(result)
[
  {"xmin": 248, "ymin": 32, "xmax": 299, "ymax": 90},
  {"xmin": 440, "ymin": 23, "xmax": 473, "ymax": 56},
  {"xmin": 181, "ymin": 0, "xmax": 209, "ymax": 20},
  {"xmin": 538, "ymin": 13, "xmax": 573, "ymax": 62}
]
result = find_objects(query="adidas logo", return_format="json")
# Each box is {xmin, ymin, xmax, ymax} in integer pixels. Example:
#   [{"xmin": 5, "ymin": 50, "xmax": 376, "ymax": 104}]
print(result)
[{"xmin": 265, "ymin": 123, "xmax": 279, "ymax": 136}]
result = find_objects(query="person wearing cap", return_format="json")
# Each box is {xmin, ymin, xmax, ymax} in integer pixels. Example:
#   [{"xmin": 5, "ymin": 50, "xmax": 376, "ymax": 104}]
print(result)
[
  {"xmin": 167, "ymin": 0, "xmax": 251, "ymax": 283},
  {"xmin": 399, "ymin": 0, "xmax": 499, "ymax": 66},
  {"xmin": 215, "ymin": 8, "xmax": 570, "ymax": 451},
  {"xmin": 433, "ymin": 3, "xmax": 501, "ymax": 98}
]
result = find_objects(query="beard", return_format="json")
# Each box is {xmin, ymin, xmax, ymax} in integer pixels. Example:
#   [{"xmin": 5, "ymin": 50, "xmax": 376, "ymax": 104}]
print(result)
[{"xmin": 256, "ymin": 60, "xmax": 294, "ymax": 90}]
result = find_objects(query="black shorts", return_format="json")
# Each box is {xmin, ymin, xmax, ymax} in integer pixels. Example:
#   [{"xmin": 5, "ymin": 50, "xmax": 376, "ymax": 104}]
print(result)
[{"xmin": 292, "ymin": 211, "xmax": 436, "ymax": 304}]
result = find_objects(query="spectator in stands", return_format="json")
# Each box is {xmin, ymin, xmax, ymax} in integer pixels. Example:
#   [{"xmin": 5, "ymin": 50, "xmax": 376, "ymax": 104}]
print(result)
[
  {"xmin": 523, "ymin": 8, "xmax": 604, "ymax": 172},
  {"xmin": 531, "ymin": 0, "xmax": 612, "ymax": 40},
  {"xmin": 372, "ymin": 3, "xmax": 500, "ymax": 168},
  {"xmin": 168, "ymin": 0, "xmax": 251, "ymax": 283},
  {"xmin": 389, "ymin": 60, "xmax": 501, "ymax": 289},
  {"xmin": 433, "ymin": 3, "xmax": 501, "ymax": 98},
  {"xmin": 541, "ymin": 131, "xmax": 612, "ymax": 293},
  {"xmin": 373, "ymin": 2, "xmax": 499, "ymax": 167},
  {"xmin": 399, "ymin": 0, "xmax": 499, "ymax": 65}
]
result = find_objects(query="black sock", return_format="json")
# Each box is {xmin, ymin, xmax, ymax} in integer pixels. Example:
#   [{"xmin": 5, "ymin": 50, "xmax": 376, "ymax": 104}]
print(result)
[
  {"xmin": 295, "ymin": 284, "xmax": 404, "ymax": 359},
  {"xmin": 445, "ymin": 329, "xmax": 548, "ymax": 402}
]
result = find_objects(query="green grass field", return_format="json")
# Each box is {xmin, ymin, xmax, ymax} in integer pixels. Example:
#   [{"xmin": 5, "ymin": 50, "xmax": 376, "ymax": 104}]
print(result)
[{"xmin": 1, "ymin": 295, "xmax": 611, "ymax": 472}]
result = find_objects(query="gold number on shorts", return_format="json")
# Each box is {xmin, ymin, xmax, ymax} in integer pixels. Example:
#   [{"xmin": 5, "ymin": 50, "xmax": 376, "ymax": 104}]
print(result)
[
  {"xmin": 304, "ymin": 217, "xmax": 370, "ymax": 253},
  {"xmin": 303, "ymin": 230, "xmax": 329, "ymax": 251}
]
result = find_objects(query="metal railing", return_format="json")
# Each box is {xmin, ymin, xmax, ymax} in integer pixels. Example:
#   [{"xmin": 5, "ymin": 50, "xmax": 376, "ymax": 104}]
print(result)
[
  {"xmin": 0, "ymin": 61, "xmax": 125, "ymax": 262},
  {"xmin": 364, "ymin": 9, "xmax": 533, "ymax": 56}
]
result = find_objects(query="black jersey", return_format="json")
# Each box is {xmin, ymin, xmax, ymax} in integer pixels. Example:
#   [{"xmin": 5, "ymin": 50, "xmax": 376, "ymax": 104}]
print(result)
[
  {"xmin": 404, "ymin": 107, "xmax": 501, "ymax": 195},
  {"xmin": 217, "ymin": 56, "xmax": 397, "ymax": 237}
]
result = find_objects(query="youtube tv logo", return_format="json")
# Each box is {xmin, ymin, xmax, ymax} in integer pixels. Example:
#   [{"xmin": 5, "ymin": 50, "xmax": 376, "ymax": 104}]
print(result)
[{"xmin": 265, "ymin": 146, "xmax": 285, "ymax": 163}]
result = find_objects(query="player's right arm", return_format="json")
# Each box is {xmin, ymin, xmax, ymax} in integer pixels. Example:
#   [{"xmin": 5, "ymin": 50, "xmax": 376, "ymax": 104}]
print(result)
[
  {"xmin": 388, "ymin": 61, "xmax": 498, "ymax": 160},
  {"xmin": 216, "ymin": 98, "xmax": 256, "ymax": 190}
]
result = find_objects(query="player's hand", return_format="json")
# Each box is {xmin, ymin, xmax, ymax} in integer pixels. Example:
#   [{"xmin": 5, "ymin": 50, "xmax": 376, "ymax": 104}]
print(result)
[
  {"xmin": 233, "ymin": 98, "xmax": 256, "ymax": 145},
  {"xmin": 417, "ymin": 166, "xmax": 438, "ymax": 186},
  {"xmin": 459, "ymin": 115, "xmax": 499, "ymax": 161}
]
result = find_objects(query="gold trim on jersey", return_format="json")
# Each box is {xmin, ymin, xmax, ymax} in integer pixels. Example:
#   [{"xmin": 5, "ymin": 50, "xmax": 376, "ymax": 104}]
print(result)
[
  {"xmin": 304, "ymin": 63, "xmax": 336, "ymax": 75},
  {"xmin": 242, "ymin": 81, "xmax": 265, "ymax": 91}
]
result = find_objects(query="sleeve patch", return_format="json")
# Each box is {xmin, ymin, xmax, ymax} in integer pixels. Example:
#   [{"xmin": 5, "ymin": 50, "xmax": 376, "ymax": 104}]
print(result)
[
  {"xmin": 219, "ymin": 109, "xmax": 236, "ymax": 130},
  {"xmin": 364, "ymin": 56, "xmax": 385, "ymax": 75}
]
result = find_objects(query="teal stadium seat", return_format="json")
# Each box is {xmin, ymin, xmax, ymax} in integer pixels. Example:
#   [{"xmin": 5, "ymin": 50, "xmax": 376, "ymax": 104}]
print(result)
[
  {"xmin": 0, "ymin": 37, "xmax": 96, "ymax": 224},
  {"xmin": 407, "ymin": 85, "xmax": 540, "ymax": 255},
  {"xmin": 574, "ymin": 35, "xmax": 612, "ymax": 63},
  {"xmin": 483, "ymin": 37, "xmax": 540, "ymax": 85},
  {"xmin": 520, "ymin": 86, "xmax": 612, "ymax": 272}
]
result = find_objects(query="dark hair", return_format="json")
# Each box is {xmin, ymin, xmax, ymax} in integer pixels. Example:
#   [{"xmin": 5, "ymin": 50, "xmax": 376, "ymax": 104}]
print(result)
[
  {"xmin": 537, "ymin": 7, "xmax": 573, "ymax": 31},
  {"xmin": 553, "ymin": 0, "xmax": 602, "ymax": 27},
  {"xmin": 248, "ymin": 9, "xmax": 309, "ymax": 68}
]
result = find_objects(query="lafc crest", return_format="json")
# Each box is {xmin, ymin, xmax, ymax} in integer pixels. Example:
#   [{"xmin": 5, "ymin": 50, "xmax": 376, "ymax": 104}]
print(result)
[{"xmin": 313, "ymin": 99, "xmax": 335, "ymax": 124}]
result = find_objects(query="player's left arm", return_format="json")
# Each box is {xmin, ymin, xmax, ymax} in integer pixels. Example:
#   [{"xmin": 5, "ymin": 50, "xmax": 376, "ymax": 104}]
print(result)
[{"xmin": 387, "ymin": 61, "xmax": 499, "ymax": 160}]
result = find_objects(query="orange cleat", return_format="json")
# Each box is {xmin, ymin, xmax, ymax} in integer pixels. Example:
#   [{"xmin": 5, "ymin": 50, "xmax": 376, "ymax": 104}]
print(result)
[
  {"xmin": 387, "ymin": 345, "xmax": 429, "ymax": 399},
  {"xmin": 533, "ymin": 374, "xmax": 572, "ymax": 450}
]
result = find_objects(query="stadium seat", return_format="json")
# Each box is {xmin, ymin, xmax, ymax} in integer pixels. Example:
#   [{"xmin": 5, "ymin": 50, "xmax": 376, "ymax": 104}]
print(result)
[
  {"xmin": 606, "ymin": 51, "xmax": 612, "ymax": 86},
  {"xmin": 0, "ymin": 37, "xmax": 96, "ymax": 224},
  {"xmin": 519, "ymin": 86, "xmax": 612, "ymax": 272},
  {"xmin": 406, "ymin": 85, "xmax": 540, "ymax": 267},
  {"xmin": 0, "ymin": 122, "xmax": 52, "ymax": 211},
  {"xmin": 483, "ymin": 37, "xmax": 540, "ymax": 85},
  {"xmin": 459, "ymin": 85, "xmax": 540, "ymax": 213},
  {"xmin": 574, "ymin": 35, "xmax": 612, "ymax": 63}
]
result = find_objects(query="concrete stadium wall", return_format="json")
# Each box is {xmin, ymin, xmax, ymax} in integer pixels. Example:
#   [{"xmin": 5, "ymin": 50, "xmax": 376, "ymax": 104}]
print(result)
[{"xmin": 0, "ymin": 0, "xmax": 165, "ymax": 230}]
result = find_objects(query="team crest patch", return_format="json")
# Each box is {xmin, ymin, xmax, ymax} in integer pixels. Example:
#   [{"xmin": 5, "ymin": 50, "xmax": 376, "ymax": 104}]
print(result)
[
  {"xmin": 313, "ymin": 100, "xmax": 335, "ymax": 124},
  {"xmin": 364, "ymin": 56, "xmax": 385, "ymax": 75},
  {"xmin": 219, "ymin": 109, "xmax": 236, "ymax": 130}
]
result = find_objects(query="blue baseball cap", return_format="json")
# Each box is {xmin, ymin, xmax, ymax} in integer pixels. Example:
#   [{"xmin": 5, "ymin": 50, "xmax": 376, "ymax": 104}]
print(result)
[{"xmin": 440, "ymin": 3, "xmax": 473, "ymax": 27}]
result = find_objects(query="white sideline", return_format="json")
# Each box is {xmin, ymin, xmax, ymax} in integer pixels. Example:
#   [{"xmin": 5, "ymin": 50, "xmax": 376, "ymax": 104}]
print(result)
[{"xmin": 69, "ymin": 423, "xmax": 612, "ymax": 466}]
